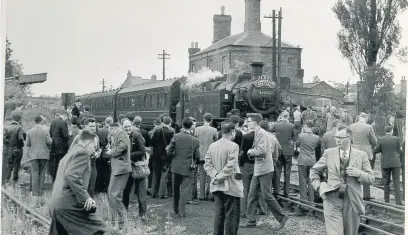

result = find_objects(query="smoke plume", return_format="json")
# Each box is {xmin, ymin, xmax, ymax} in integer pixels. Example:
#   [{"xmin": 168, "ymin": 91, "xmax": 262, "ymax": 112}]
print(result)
[{"xmin": 185, "ymin": 67, "xmax": 223, "ymax": 87}]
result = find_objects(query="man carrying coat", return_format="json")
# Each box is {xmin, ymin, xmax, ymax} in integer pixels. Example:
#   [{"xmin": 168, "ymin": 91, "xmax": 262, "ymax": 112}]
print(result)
[
  {"xmin": 310, "ymin": 125, "xmax": 375, "ymax": 235},
  {"xmin": 49, "ymin": 130, "xmax": 108, "ymax": 235}
]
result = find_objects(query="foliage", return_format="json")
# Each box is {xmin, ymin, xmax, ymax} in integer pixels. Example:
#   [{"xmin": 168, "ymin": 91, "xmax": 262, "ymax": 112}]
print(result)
[
  {"xmin": 358, "ymin": 65, "xmax": 398, "ymax": 115},
  {"xmin": 333, "ymin": 0, "xmax": 407, "ymax": 74},
  {"xmin": 4, "ymin": 37, "xmax": 28, "ymax": 101},
  {"xmin": 312, "ymin": 75, "xmax": 320, "ymax": 83},
  {"xmin": 329, "ymin": 80, "xmax": 357, "ymax": 94},
  {"xmin": 333, "ymin": 0, "xmax": 407, "ymax": 111}
]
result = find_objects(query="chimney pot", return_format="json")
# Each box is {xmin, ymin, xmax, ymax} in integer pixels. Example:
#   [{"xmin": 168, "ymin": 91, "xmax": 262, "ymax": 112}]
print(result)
[
  {"xmin": 195, "ymin": 42, "xmax": 198, "ymax": 48},
  {"xmin": 151, "ymin": 75, "xmax": 157, "ymax": 81},
  {"xmin": 221, "ymin": 6, "xmax": 225, "ymax": 15},
  {"xmin": 191, "ymin": 42, "xmax": 194, "ymax": 48}
]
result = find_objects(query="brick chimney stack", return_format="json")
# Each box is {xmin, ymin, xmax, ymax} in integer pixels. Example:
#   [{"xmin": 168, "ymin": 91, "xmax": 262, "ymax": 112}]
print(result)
[
  {"xmin": 213, "ymin": 6, "xmax": 232, "ymax": 44},
  {"xmin": 188, "ymin": 42, "xmax": 201, "ymax": 57},
  {"xmin": 244, "ymin": 0, "xmax": 261, "ymax": 32}
]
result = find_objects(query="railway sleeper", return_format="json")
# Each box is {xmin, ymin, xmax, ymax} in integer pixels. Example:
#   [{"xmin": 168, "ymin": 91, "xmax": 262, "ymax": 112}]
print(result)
[{"xmin": 359, "ymin": 218, "xmax": 404, "ymax": 235}]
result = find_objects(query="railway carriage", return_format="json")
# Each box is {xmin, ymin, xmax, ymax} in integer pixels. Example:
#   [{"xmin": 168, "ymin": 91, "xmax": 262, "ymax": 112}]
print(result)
[{"xmin": 78, "ymin": 61, "xmax": 289, "ymax": 130}]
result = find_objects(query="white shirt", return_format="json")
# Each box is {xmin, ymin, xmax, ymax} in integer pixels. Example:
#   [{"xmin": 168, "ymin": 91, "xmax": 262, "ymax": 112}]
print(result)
[
  {"xmin": 340, "ymin": 148, "xmax": 350, "ymax": 161},
  {"xmin": 293, "ymin": 110, "xmax": 302, "ymax": 122}
]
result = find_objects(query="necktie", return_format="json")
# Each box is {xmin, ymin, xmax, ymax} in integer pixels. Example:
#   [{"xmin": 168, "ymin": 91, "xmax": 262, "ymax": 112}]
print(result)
[{"xmin": 341, "ymin": 150, "xmax": 348, "ymax": 163}]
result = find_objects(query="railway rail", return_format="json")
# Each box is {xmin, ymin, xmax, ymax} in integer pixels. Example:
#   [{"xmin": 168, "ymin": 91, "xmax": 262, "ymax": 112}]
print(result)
[
  {"xmin": 280, "ymin": 183, "xmax": 405, "ymax": 235},
  {"xmin": 1, "ymin": 188, "xmax": 51, "ymax": 229}
]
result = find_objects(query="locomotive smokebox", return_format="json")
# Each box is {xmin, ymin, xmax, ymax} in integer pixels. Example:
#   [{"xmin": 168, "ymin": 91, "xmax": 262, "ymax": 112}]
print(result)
[{"xmin": 251, "ymin": 61, "xmax": 264, "ymax": 79}]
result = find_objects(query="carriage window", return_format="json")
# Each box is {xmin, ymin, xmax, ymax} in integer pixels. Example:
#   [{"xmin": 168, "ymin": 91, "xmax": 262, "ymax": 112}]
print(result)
[
  {"xmin": 156, "ymin": 94, "xmax": 160, "ymax": 108},
  {"xmin": 163, "ymin": 94, "xmax": 167, "ymax": 108}
]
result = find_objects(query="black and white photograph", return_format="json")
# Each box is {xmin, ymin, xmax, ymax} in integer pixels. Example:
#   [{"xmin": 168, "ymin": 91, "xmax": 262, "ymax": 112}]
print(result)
[{"xmin": 0, "ymin": 0, "xmax": 407, "ymax": 234}]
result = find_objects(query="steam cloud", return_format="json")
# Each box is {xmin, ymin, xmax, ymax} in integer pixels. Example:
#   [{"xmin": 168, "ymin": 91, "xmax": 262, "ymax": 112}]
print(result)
[{"xmin": 185, "ymin": 67, "xmax": 224, "ymax": 87}]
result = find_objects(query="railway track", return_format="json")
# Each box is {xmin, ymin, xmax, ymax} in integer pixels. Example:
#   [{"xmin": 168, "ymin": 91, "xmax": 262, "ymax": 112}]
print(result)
[
  {"xmin": 279, "ymin": 183, "xmax": 405, "ymax": 235},
  {"xmin": 1, "ymin": 188, "xmax": 51, "ymax": 229}
]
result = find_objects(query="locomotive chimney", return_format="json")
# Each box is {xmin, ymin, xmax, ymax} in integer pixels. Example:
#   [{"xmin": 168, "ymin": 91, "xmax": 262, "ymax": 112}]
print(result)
[{"xmin": 251, "ymin": 61, "xmax": 264, "ymax": 79}]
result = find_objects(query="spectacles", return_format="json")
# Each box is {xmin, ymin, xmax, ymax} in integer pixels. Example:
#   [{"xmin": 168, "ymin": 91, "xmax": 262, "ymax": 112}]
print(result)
[{"xmin": 334, "ymin": 136, "xmax": 350, "ymax": 140}]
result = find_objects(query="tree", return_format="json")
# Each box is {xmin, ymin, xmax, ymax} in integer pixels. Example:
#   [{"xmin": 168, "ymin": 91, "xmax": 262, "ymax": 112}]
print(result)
[
  {"xmin": 329, "ymin": 80, "xmax": 357, "ymax": 94},
  {"xmin": 312, "ymin": 75, "xmax": 321, "ymax": 83},
  {"xmin": 4, "ymin": 37, "xmax": 26, "ymax": 102},
  {"xmin": 333, "ymin": 0, "xmax": 407, "ymax": 111},
  {"xmin": 358, "ymin": 65, "xmax": 398, "ymax": 115}
]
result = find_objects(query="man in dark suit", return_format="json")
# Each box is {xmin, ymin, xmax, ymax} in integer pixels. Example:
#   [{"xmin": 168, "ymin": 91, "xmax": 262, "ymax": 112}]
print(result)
[
  {"xmin": 105, "ymin": 123, "xmax": 132, "ymax": 231},
  {"xmin": 272, "ymin": 112, "xmax": 295, "ymax": 197},
  {"xmin": 373, "ymin": 125, "xmax": 402, "ymax": 205},
  {"xmin": 166, "ymin": 118, "xmax": 200, "ymax": 217},
  {"xmin": 95, "ymin": 117, "xmax": 112, "ymax": 193},
  {"xmin": 49, "ymin": 130, "xmax": 108, "ymax": 235},
  {"xmin": 350, "ymin": 112, "xmax": 377, "ymax": 199},
  {"xmin": 71, "ymin": 99, "xmax": 82, "ymax": 119},
  {"xmin": 49, "ymin": 113, "xmax": 70, "ymax": 182},
  {"xmin": 151, "ymin": 116, "xmax": 175, "ymax": 199}
]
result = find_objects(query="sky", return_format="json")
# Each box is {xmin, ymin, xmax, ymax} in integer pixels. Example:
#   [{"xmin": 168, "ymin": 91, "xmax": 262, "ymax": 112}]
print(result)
[{"xmin": 3, "ymin": 0, "xmax": 408, "ymax": 96}]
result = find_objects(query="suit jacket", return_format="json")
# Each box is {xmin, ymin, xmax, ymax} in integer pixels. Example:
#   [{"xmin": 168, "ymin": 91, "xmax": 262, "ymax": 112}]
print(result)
[
  {"xmin": 107, "ymin": 130, "xmax": 132, "ymax": 176},
  {"xmin": 71, "ymin": 105, "xmax": 81, "ymax": 118},
  {"xmin": 151, "ymin": 126, "xmax": 174, "ymax": 162},
  {"xmin": 240, "ymin": 131, "xmax": 255, "ymax": 166},
  {"xmin": 194, "ymin": 125, "xmax": 218, "ymax": 161},
  {"xmin": 373, "ymin": 134, "xmax": 402, "ymax": 168},
  {"xmin": 50, "ymin": 117, "xmax": 70, "ymax": 155},
  {"xmin": 350, "ymin": 122, "xmax": 377, "ymax": 160},
  {"xmin": 273, "ymin": 121, "xmax": 295, "ymax": 156},
  {"xmin": 204, "ymin": 138, "xmax": 243, "ymax": 198},
  {"xmin": 26, "ymin": 125, "xmax": 52, "ymax": 160},
  {"xmin": 166, "ymin": 130, "xmax": 200, "ymax": 176},
  {"xmin": 49, "ymin": 144, "xmax": 92, "ymax": 210},
  {"xmin": 249, "ymin": 126, "xmax": 274, "ymax": 176},
  {"xmin": 310, "ymin": 147, "xmax": 375, "ymax": 214},
  {"xmin": 130, "ymin": 131, "xmax": 146, "ymax": 162}
]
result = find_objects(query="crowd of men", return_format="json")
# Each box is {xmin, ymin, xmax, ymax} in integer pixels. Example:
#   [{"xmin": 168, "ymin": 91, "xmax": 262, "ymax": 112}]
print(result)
[{"xmin": 1, "ymin": 100, "xmax": 405, "ymax": 235}]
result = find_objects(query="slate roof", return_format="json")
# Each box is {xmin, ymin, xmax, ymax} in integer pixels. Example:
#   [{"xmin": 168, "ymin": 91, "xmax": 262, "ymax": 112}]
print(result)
[
  {"xmin": 302, "ymin": 82, "xmax": 320, "ymax": 89},
  {"xmin": 122, "ymin": 76, "xmax": 152, "ymax": 88},
  {"xmin": 194, "ymin": 31, "xmax": 299, "ymax": 55}
]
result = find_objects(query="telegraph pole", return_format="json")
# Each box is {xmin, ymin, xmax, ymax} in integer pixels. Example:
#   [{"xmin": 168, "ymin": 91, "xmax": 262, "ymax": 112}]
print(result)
[
  {"xmin": 100, "ymin": 78, "xmax": 107, "ymax": 92},
  {"xmin": 158, "ymin": 50, "xmax": 170, "ymax": 81},
  {"xmin": 264, "ymin": 9, "xmax": 283, "ymax": 102}
]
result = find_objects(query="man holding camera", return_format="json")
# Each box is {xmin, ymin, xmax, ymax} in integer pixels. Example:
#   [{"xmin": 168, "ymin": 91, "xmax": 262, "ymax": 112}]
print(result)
[
  {"xmin": 310, "ymin": 125, "xmax": 374, "ymax": 235},
  {"xmin": 240, "ymin": 113, "xmax": 288, "ymax": 230}
]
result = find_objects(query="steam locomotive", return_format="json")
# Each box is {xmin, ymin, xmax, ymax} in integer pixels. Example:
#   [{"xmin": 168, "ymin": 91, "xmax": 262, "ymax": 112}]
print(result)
[{"xmin": 77, "ymin": 61, "xmax": 289, "ymax": 129}]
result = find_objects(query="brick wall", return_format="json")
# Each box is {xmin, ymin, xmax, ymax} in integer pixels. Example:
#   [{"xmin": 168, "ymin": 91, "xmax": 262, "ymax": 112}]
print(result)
[{"xmin": 189, "ymin": 46, "xmax": 303, "ymax": 85}]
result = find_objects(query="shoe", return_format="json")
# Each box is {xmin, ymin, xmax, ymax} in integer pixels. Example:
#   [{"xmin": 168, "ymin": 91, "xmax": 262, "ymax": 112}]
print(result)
[
  {"xmin": 278, "ymin": 215, "xmax": 289, "ymax": 230},
  {"xmin": 159, "ymin": 195, "xmax": 168, "ymax": 199},
  {"xmin": 240, "ymin": 222, "xmax": 256, "ymax": 228},
  {"xmin": 209, "ymin": 197, "xmax": 215, "ymax": 202},
  {"xmin": 363, "ymin": 197, "xmax": 375, "ymax": 200},
  {"xmin": 187, "ymin": 200, "xmax": 198, "ymax": 205}
]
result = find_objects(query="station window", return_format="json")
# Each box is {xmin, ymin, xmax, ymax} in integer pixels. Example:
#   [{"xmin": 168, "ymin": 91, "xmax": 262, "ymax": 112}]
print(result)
[{"xmin": 222, "ymin": 56, "xmax": 227, "ymax": 74}]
